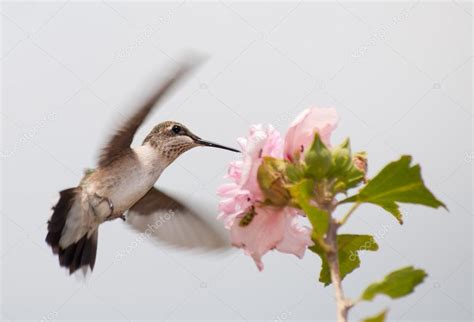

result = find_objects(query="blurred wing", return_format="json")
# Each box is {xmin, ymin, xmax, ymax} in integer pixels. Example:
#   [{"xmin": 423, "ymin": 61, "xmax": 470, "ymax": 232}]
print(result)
[
  {"xmin": 126, "ymin": 187, "xmax": 230, "ymax": 251},
  {"xmin": 97, "ymin": 60, "xmax": 199, "ymax": 167}
]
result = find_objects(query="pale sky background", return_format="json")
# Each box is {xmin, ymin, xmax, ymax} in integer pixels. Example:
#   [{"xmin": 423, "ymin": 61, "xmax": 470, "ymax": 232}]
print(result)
[{"xmin": 1, "ymin": 1, "xmax": 473, "ymax": 322}]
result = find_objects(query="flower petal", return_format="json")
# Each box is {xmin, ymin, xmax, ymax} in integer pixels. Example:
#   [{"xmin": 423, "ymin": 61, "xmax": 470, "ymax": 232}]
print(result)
[
  {"xmin": 230, "ymin": 208, "xmax": 285, "ymax": 270},
  {"xmin": 284, "ymin": 107, "xmax": 339, "ymax": 159},
  {"xmin": 275, "ymin": 216, "xmax": 313, "ymax": 259},
  {"xmin": 230, "ymin": 208, "xmax": 311, "ymax": 270}
]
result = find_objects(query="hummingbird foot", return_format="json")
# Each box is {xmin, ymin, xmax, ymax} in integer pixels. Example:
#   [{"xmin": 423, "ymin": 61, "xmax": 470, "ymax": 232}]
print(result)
[{"xmin": 105, "ymin": 196, "xmax": 114, "ymax": 215}]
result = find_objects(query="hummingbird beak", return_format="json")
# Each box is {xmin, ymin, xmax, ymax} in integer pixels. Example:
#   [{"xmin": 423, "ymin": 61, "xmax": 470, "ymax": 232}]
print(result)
[{"xmin": 193, "ymin": 136, "xmax": 240, "ymax": 153}]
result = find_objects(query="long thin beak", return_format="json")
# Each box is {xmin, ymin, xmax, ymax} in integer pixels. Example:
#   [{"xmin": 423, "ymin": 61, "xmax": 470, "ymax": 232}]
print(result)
[{"xmin": 193, "ymin": 137, "xmax": 240, "ymax": 153}]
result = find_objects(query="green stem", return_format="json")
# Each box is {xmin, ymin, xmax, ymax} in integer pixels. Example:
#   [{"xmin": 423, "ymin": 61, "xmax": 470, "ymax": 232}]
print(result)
[
  {"xmin": 339, "ymin": 202, "xmax": 360, "ymax": 226},
  {"xmin": 319, "ymin": 201, "xmax": 354, "ymax": 322},
  {"xmin": 326, "ymin": 219, "xmax": 353, "ymax": 322}
]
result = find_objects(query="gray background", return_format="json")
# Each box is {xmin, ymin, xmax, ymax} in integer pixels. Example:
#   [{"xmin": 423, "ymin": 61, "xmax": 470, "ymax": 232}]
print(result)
[{"xmin": 1, "ymin": 1, "xmax": 472, "ymax": 321}]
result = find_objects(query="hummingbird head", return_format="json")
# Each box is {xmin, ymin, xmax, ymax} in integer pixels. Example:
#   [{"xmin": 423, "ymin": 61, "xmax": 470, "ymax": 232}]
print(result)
[{"xmin": 143, "ymin": 121, "xmax": 239, "ymax": 162}]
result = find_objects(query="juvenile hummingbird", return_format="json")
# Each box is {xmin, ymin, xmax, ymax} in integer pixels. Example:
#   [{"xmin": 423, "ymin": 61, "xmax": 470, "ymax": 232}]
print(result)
[{"xmin": 45, "ymin": 61, "xmax": 239, "ymax": 275}]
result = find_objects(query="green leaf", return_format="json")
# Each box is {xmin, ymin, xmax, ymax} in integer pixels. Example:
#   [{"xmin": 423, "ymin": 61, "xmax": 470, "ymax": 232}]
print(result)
[
  {"xmin": 304, "ymin": 132, "xmax": 332, "ymax": 179},
  {"xmin": 289, "ymin": 179, "xmax": 329, "ymax": 239},
  {"xmin": 310, "ymin": 234, "xmax": 379, "ymax": 286},
  {"xmin": 362, "ymin": 310, "xmax": 388, "ymax": 322},
  {"xmin": 341, "ymin": 155, "xmax": 445, "ymax": 224},
  {"xmin": 257, "ymin": 157, "xmax": 291, "ymax": 207},
  {"xmin": 379, "ymin": 202, "xmax": 403, "ymax": 224},
  {"xmin": 361, "ymin": 266, "xmax": 427, "ymax": 301}
]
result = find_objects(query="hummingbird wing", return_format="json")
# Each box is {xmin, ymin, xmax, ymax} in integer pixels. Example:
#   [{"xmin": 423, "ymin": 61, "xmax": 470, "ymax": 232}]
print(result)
[
  {"xmin": 97, "ymin": 60, "xmax": 199, "ymax": 167},
  {"xmin": 126, "ymin": 187, "xmax": 230, "ymax": 251}
]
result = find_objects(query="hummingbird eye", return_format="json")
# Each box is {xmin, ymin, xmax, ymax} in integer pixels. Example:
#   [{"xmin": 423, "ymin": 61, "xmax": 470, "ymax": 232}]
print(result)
[{"xmin": 171, "ymin": 125, "xmax": 182, "ymax": 135}]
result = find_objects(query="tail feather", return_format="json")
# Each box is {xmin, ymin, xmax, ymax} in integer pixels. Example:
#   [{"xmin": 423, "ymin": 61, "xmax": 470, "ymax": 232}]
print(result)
[
  {"xmin": 46, "ymin": 188, "xmax": 99, "ymax": 274},
  {"xmin": 46, "ymin": 188, "xmax": 77, "ymax": 253},
  {"xmin": 81, "ymin": 231, "xmax": 98, "ymax": 269}
]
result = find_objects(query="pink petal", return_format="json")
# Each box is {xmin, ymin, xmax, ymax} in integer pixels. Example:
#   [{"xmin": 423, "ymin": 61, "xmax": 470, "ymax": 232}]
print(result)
[
  {"xmin": 230, "ymin": 207, "xmax": 310, "ymax": 271},
  {"xmin": 217, "ymin": 183, "xmax": 239, "ymax": 196},
  {"xmin": 230, "ymin": 208, "xmax": 284, "ymax": 270},
  {"xmin": 237, "ymin": 137, "xmax": 247, "ymax": 151},
  {"xmin": 284, "ymin": 107, "xmax": 339, "ymax": 159},
  {"xmin": 275, "ymin": 217, "xmax": 313, "ymax": 259},
  {"xmin": 227, "ymin": 161, "xmax": 243, "ymax": 182},
  {"xmin": 239, "ymin": 125, "xmax": 282, "ymax": 196}
]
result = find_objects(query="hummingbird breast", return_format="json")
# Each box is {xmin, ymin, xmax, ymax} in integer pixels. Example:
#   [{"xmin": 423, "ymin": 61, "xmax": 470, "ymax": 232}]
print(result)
[{"xmin": 84, "ymin": 144, "xmax": 166, "ymax": 217}]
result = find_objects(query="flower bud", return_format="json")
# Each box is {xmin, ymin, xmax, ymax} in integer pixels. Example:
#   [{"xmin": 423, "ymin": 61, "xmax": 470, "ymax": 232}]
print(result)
[{"xmin": 353, "ymin": 152, "xmax": 368, "ymax": 182}]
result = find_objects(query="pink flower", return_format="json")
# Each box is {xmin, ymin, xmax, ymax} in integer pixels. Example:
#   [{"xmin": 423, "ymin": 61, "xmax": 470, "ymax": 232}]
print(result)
[
  {"xmin": 284, "ymin": 107, "xmax": 339, "ymax": 160},
  {"xmin": 217, "ymin": 125, "xmax": 281, "ymax": 228},
  {"xmin": 238, "ymin": 125, "xmax": 283, "ymax": 196},
  {"xmin": 217, "ymin": 124, "xmax": 312, "ymax": 270},
  {"xmin": 230, "ymin": 208, "xmax": 312, "ymax": 271}
]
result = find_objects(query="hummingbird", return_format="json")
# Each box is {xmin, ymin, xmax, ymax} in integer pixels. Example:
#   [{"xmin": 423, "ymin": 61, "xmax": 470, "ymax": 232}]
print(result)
[{"xmin": 45, "ymin": 61, "xmax": 239, "ymax": 275}]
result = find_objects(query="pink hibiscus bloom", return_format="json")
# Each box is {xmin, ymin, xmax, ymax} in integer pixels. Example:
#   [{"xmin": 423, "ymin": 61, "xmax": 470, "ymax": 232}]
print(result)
[
  {"xmin": 218, "ymin": 108, "xmax": 339, "ymax": 271},
  {"xmin": 217, "ymin": 125, "xmax": 312, "ymax": 270}
]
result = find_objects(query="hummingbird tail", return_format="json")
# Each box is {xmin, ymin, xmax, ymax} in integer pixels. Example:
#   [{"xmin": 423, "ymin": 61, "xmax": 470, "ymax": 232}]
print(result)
[{"xmin": 46, "ymin": 188, "xmax": 99, "ymax": 275}]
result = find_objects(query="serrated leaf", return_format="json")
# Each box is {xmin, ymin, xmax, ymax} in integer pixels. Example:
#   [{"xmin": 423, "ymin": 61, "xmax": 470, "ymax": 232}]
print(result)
[
  {"xmin": 379, "ymin": 201, "xmax": 403, "ymax": 224},
  {"xmin": 341, "ymin": 156, "xmax": 445, "ymax": 224},
  {"xmin": 310, "ymin": 234, "xmax": 379, "ymax": 286},
  {"xmin": 361, "ymin": 266, "xmax": 427, "ymax": 301},
  {"xmin": 289, "ymin": 179, "xmax": 329, "ymax": 239},
  {"xmin": 362, "ymin": 310, "xmax": 387, "ymax": 322}
]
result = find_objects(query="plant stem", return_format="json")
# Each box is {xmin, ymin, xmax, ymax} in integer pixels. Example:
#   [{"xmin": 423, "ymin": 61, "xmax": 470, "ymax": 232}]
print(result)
[
  {"xmin": 326, "ymin": 219, "xmax": 353, "ymax": 322},
  {"xmin": 339, "ymin": 202, "xmax": 360, "ymax": 226}
]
